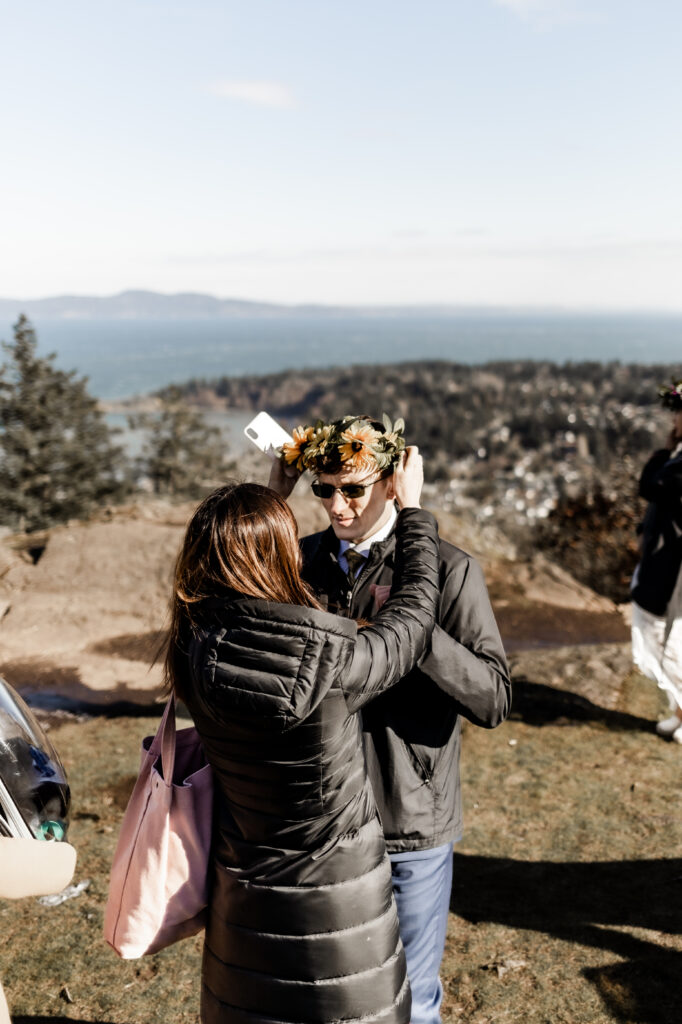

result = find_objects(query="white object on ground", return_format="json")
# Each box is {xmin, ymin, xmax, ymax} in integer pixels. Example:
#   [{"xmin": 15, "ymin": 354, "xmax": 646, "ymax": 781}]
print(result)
[
  {"xmin": 38, "ymin": 877, "xmax": 90, "ymax": 907},
  {"xmin": 0, "ymin": 838, "xmax": 77, "ymax": 899}
]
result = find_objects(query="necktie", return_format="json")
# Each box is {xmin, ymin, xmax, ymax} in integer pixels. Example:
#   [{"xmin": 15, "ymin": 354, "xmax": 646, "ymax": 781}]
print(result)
[{"xmin": 345, "ymin": 549, "xmax": 366, "ymax": 589}]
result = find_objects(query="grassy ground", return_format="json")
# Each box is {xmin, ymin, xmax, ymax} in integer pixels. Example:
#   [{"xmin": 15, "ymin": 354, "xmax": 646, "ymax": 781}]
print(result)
[
  {"xmin": 442, "ymin": 663, "xmax": 682, "ymax": 1024},
  {"xmin": 0, "ymin": 661, "xmax": 680, "ymax": 1024}
]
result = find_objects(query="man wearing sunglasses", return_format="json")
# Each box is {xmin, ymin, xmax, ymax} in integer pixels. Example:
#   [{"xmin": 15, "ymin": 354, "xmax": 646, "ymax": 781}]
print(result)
[
  {"xmin": 310, "ymin": 467, "xmax": 395, "ymax": 547},
  {"xmin": 270, "ymin": 415, "xmax": 510, "ymax": 1024}
]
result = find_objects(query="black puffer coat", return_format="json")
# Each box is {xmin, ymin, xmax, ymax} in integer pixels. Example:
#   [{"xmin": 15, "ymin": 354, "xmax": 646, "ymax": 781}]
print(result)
[
  {"xmin": 301, "ymin": 525, "xmax": 510, "ymax": 852},
  {"xmin": 183, "ymin": 509, "xmax": 440, "ymax": 1024},
  {"xmin": 631, "ymin": 446, "xmax": 682, "ymax": 617}
]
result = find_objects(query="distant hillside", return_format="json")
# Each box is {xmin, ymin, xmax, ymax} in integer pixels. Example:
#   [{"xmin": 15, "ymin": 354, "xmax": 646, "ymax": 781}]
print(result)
[
  {"xmin": 0, "ymin": 491, "xmax": 627, "ymax": 707},
  {"xmin": 0, "ymin": 289, "xmax": 562, "ymax": 321},
  {"xmin": 0, "ymin": 290, "xmax": 294, "ymax": 320}
]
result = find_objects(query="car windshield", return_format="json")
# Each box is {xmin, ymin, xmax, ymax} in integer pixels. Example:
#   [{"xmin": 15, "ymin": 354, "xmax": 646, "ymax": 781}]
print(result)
[{"xmin": 0, "ymin": 678, "xmax": 70, "ymax": 840}]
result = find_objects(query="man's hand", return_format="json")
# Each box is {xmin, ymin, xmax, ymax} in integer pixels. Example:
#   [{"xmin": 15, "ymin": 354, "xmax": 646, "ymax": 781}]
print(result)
[
  {"xmin": 392, "ymin": 446, "xmax": 423, "ymax": 509},
  {"xmin": 268, "ymin": 456, "xmax": 300, "ymax": 498}
]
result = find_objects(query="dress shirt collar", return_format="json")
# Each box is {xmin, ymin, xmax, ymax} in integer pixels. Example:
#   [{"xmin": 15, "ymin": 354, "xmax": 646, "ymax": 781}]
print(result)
[{"xmin": 338, "ymin": 506, "xmax": 398, "ymax": 569}]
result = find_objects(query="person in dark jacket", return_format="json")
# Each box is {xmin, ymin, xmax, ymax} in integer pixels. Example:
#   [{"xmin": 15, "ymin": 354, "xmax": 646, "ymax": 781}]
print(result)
[
  {"xmin": 270, "ymin": 415, "xmax": 511, "ymax": 1024},
  {"xmin": 631, "ymin": 380, "xmax": 682, "ymax": 742},
  {"xmin": 164, "ymin": 453, "xmax": 440, "ymax": 1024}
]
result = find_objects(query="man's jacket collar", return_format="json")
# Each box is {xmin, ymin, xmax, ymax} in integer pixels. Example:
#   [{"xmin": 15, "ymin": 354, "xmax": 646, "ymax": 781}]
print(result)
[{"xmin": 314, "ymin": 522, "xmax": 397, "ymax": 570}]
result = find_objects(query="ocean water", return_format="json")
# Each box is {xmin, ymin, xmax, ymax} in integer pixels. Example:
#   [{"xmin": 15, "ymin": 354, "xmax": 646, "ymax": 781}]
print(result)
[
  {"xmin": 2, "ymin": 312, "xmax": 681, "ymax": 400},
  {"xmin": 105, "ymin": 408, "xmax": 254, "ymax": 456}
]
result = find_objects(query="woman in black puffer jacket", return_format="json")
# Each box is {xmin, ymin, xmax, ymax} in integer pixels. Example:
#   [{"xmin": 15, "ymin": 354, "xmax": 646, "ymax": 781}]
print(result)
[
  {"xmin": 165, "ymin": 449, "xmax": 439, "ymax": 1024},
  {"xmin": 631, "ymin": 387, "xmax": 682, "ymax": 741}
]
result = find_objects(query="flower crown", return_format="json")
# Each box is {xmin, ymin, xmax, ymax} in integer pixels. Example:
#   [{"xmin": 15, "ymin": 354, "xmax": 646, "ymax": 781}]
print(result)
[
  {"xmin": 658, "ymin": 379, "xmax": 682, "ymax": 411},
  {"xmin": 280, "ymin": 414, "xmax": 406, "ymax": 474}
]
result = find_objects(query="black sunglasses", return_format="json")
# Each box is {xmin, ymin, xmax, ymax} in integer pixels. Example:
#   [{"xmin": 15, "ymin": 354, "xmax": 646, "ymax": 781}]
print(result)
[{"xmin": 311, "ymin": 471, "xmax": 391, "ymax": 500}]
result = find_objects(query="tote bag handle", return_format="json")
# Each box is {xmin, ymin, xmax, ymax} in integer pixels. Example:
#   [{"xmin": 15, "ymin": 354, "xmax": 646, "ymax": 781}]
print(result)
[
  {"xmin": 149, "ymin": 696, "xmax": 177, "ymax": 786},
  {"xmin": 104, "ymin": 692, "xmax": 213, "ymax": 958}
]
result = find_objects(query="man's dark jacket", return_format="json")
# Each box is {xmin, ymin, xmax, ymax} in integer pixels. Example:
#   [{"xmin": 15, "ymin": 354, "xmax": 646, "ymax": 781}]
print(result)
[{"xmin": 301, "ymin": 521, "xmax": 511, "ymax": 852}]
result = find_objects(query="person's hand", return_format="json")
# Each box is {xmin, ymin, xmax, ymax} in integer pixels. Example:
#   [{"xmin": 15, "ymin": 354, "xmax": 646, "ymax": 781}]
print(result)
[
  {"xmin": 392, "ymin": 446, "xmax": 423, "ymax": 509},
  {"xmin": 268, "ymin": 456, "xmax": 300, "ymax": 499}
]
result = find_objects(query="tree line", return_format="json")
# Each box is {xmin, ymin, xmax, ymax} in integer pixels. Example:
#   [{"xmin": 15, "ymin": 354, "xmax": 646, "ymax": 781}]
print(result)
[
  {"xmin": 0, "ymin": 317, "xmax": 227, "ymax": 532},
  {"xmin": 169, "ymin": 356, "xmax": 681, "ymax": 604},
  {"xmin": 173, "ymin": 357, "xmax": 676, "ymax": 476},
  {"xmin": 2, "ymin": 316, "xmax": 678, "ymax": 607}
]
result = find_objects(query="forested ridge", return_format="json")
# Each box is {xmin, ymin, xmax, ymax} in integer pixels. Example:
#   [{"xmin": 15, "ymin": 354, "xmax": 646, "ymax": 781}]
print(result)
[
  {"xmin": 171, "ymin": 358, "xmax": 677, "ymax": 472},
  {"xmin": 3, "ymin": 313, "xmax": 679, "ymax": 602},
  {"xmin": 171, "ymin": 359, "xmax": 682, "ymax": 601}
]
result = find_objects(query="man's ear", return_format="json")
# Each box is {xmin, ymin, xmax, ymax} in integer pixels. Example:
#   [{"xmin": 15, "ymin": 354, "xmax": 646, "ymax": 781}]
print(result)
[{"xmin": 385, "ymin": 474, "xmax": 395, "ymax": 500}]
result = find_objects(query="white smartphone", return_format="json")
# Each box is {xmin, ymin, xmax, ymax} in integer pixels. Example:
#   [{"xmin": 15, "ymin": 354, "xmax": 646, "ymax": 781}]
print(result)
[{"xmin": 244, "ymin": 412, "xmax": 293, "ymax": 456}]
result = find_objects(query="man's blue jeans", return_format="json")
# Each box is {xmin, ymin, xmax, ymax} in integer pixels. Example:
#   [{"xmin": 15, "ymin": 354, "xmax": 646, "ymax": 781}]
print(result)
[{"xmin": 390, "ymin": 842, "xmax": 454, "ymax": 1024}]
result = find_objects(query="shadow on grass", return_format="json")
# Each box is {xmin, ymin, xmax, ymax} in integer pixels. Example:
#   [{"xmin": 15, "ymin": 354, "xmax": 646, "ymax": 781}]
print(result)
[
  {"xmin": 22, "ymin": 693, "xmax": 165, "ymax": 718},
  {"xmin": 451, "ymin": 852, "xmax": 682, "ymax": 1023},
  {"xmin": 89, "ymin": 630, "xmax": 167, "ymax": 663},
  {"xmin": 510, "ymin": 677, "xmax": 656, "ymax": 732},
  {"xmin": 13, "ymin": 1019, "xmax": 126, "ymax": 1024},
  {"xmin": 0, "ymin": 658, "xmax": 164, "ymax": 718},
  {"xmin": 497, "ymin": 604, "xmax": 629, "ymax": 652}
]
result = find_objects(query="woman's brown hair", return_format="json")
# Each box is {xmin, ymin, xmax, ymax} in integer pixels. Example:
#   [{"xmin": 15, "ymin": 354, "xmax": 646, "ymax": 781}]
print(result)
[{"xmin": 164, "ymin": 482, "xmax": 321, "ymax": 700}]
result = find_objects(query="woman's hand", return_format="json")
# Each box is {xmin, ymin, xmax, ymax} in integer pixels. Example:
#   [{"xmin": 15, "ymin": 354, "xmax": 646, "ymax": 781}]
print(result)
[
  {"xmin": 267, "ymin": 456, "xmax": 300, "ymax": 499},
  {"xmin": 392, "ymin": 446, "xmax": 423, "ymax": 509}
]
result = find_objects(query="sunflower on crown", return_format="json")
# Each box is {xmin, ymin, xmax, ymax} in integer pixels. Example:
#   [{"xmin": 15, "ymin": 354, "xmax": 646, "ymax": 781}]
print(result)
[
  {"xmin": 658, "ymin": 379, "xmax": 682, "ymax": 411},
  {"xmin": 281, "ymin": 414, "xmax": 406, "ymax": 474}
]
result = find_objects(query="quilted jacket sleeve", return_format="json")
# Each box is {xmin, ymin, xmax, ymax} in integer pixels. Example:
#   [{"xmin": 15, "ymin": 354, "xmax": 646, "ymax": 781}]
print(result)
[
  {"xmin": 639, "ymin": 449, "xmax": 682, "ymax": 501},
  {"xmin": 416, "ymin": 554, "xmax": 511, "ymax": 727},
  {"xmin": 340, "ymin": 508, "xmax": 439, "ymax": 713}
]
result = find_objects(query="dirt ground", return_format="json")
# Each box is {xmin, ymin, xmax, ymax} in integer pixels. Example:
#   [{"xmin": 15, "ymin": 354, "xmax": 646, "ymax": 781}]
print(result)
[
  {"xmin": 443, "ymin": 652, "xmax": 682, "ymax": 1024},
  {"xmin": 1, "ymin": 493, "xmax": 677, "ymax": 1023},
  {"xmin": 0, "ymin": 660, "xmax": 679, "ymax": 1024},
  {"xmin": 0, "ymin": 493, "xmax": 629, "ymax": 709},
  {"xmin": 0, "ymin": 489, "xmax": 329, "ymax": 708}
]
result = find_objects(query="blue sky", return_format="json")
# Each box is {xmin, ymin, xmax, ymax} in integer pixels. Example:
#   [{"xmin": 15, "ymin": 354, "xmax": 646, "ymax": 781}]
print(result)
[{"xmin": 1, "ymin": 0, "xmax": 681, "ymax": 308}]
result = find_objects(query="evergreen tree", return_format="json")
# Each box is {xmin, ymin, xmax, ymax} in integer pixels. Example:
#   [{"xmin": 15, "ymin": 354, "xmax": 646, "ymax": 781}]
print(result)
[
  {"xmin": 130, "ymin": 386, "xmax": 226, "ymax": 497},
  {"xmin": 0, "ymin": 315, "xmax": 130, "ymax": 532}
]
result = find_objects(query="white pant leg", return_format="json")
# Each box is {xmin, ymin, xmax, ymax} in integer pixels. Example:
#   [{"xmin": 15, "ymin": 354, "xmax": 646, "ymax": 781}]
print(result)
[
  {"xmin": 0, "ymin": 982, "xmax": 9, "ymax": 1024},
  {"xmin": 631, "ymin": 601, "xmax": 682, "ymax": 709}
]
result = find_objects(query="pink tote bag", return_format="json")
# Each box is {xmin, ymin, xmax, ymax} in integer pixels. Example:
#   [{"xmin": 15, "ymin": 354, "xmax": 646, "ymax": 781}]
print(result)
[{"xmin": 104, "ymin": 697, "xmax": 213, "ymax": 958}]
